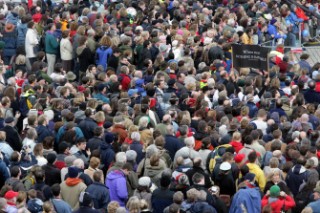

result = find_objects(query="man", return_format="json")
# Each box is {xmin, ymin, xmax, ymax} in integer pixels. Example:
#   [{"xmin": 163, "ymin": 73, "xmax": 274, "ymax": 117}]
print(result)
[
  {"xmin": 4, "ymin": 190, "xmax": 18, "ymax": 212},
  {"xmin": 173, "ymin": 137, "xmax": 200, "ymax": 166},
  {"xmin": 36, "ymin": 115, "xmax": 53, "ymax": 143},
  {"xmin": 42, "ymin": 153, "xmax": 61, "ymax": 186},
  {"xmin": 60, "ymin": 167, "xmax": 87, "ymax": 210},
  {"xmin": 286, "ymin": 156, "xmax": 308, "ymax": 196},
  {"xmin": 100, "ymin": 132, "xmax": 115, "ymax": 173},
  {"xmin": 45, "ymin": 23, "xmax": 59, "ymax": 75},
  {"xmin": 70, "ymin": 138, "xmax": 90, "ymax": 164},
  {"xmin": 31, "ymin": 169, "xmax": 53, "ymax": 201},
  {"xmin": 86, "ymin": 171, "xmax": 110, "ymax": 211},
  {"xmin": 65, "ymin": 159, "xmax": 92, "ymax": 186},
  {"xmin": 5, "ymin": 166, "xmax": 25, "ymax": 192},
  {"xmin": 1, "ymin": 117, "xmax": 22, "ymax": 151},
  {"xmin": 165, "ymin": 125, "xmax": 185, "ymax": 160},
  {"xmin": 93, "ymin": 84, "xmax": 110, "ymax": 104},
  {"xmin": 152, "ymin": 173, "xmax": 174, "ymax": 213},
  {"xmin": 307, "ymin": 183, "xmax": 320, "ymax": 212},
  {"xmin": 78, "ymin": 109, "xmax": 98, "ymax": 141},
  {"xmin": 111, "ymin": 116, "xmax": 127, "ymax": 143},
  {"xmin": 186, "ymin": 158, "xmax": 211, "ymax": 188},
  {"xmin": 106, "ymin": 164, "xmax": 128, "ymax": 207},
  {"xmin": 87, "ymin": 126, "xmax": 104, "ymax": 152},
  {"xmin": 246, "ymin": 151, "xmax": 266, "ymax": 191},
  {"xmin": 73, "ymin": 192, "xmax": 100, "ymax": 213},
  {"xmin": 50, "ymin": 184, "xmax": 72, "ymax": 213}
]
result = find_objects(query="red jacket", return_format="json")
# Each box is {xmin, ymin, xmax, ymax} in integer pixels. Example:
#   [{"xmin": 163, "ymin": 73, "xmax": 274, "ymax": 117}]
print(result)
[
  {"xmin": 229, "ymin": 141, "xmax": 244, "ymax": 153},
  {"xmin": 261, "ymin": 195, "xmax": 296, "ymax": 213},
  {"xmin": 119, "ymin": 73, "xmax": 131, "ymax": 91},
  {"xmin": 295, "ymin": 8, "xmax": 308, "ymax": 21}
]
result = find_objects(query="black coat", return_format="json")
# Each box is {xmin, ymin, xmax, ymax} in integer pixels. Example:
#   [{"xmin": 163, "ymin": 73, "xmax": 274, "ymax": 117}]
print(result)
[
  {"xmin": 2, "ymin": 125, "xmax": 22, "ymax": 151},
  {"xmin": 186, "ymin": 166, "xmax": 212, "ymax": 188},
  {"xmin": 164, "ymin": 135, "xmax": 185, "ymax": 160},
  {"xmin": 87, "ymin": 137, "xmax": 104, "ymax": 152},
  {"xmin": 42, "ymin": 163, "xmax": 61, "ymax": 186},
  {"xmin": 78, "ymin": 117, "xmax": 98, "ymax": 140}
]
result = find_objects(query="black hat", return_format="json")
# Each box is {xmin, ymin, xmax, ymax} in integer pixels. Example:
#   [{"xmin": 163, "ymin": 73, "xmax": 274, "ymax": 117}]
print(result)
[
  {"xmin": 4, "ymin": 117, "xmax": 14, "ymax": 124},
  {"xmin": 68, "ymin": 166, "xmax": 79, "ymax": 178},
  {"xmin": 168, "ymin": 79, "xmax": 176, "ymax": 86}
]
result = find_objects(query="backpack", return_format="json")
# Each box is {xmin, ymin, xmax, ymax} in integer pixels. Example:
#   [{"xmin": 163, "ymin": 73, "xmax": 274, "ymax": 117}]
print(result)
[
  {"xmin": 22, "ymin": 174, "xmax": 36, "ymax": 191},
  {"xmin": 5, "ymin": 178, "xmax": 20, "ymax": 190},
  {"xmin": 35, "ymin": 185, "xmax": 48, "ymax": 201},
  {"xmin": 207, "ymin": 144, "xmax": 232, "ymax": 173},
  {"xmin": 27, "ymin": 198, "xmax": 43, "ymax": 213}
]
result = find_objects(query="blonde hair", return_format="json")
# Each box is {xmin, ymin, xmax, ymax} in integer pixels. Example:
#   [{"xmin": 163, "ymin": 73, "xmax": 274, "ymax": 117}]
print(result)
[
  {"xmin": 126, "ymin": 196, "xmax": 140, "ymax": 213},
  {"xmin": 107, "ymin": 201, "xmax": 120, "ymax": 213},
  {"xmin": 99, "ymin": 35, "xmax": 112, "ymax": 46},
  {"xmin": 232, "ymin": 132, "xmax": 241, "ymax": 141},
  {"xmin": 89, "ymin": 157, "xmax": 101, "ymax": 169},
  {"xmin": 94, "ymin": 111, "xmax": 105, "ymax": 123}
]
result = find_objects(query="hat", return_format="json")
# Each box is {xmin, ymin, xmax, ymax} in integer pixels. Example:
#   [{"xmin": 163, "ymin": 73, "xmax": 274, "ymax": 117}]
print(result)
[
  {"xmin": 104, "ymin": 132, "xmax": 115, "ymax": 144},
  {"xmin": 4, "ymin": 117, "xmax": 14, "ymax": 124},
  {"xmin": 138, "ymin": 176, "xmax": 152, "ymax": 187},
  {"xmin": 66, "ymin": 71, "xmax": 76, "ymax": 81},
  {"xmin": 234, "ymin": 154, "xmax": 245, "ymax": 163},
  {"xmin": 128, "ymin": 89, "xmax": 139, "ymax": 97},
  {"xmin": 270, "ymin": 18, "xmax": 277, "ymax": 25},
  {"xmin": 269, "ymin": 185, "xmax": 280, "ymax": 197},
  {"xmin": 168, "ymin": 79, "xmax": 176, "ymax": 86},
  {"xmin": 311, "ymin": 157, "xmax": 319, "ymax": 167},
  {"xmin": 61, "ymin": 109, "xmax": 71, "ymax": 118},
  {"xmin": 97, "ymin": 84, "xmax": 107, "ymax": 92},
  {"xmin": 47, "ymin": 153, "xmax": 57, "ymax": 164},
  {"xmin": 64, "ymin": 155, "xmax": 76, "ymax": 167},
  {"xmin": 219, "ymin": 162, "xmax": 231, "ymax": 171},
  {"xmin": 4, "ymin": 190, "xmax": 18, "ymax": 200},
  {"xmin": 126, "ymin": 150, "xmax": 137, "ymax": 161},
  {"xmin": 0, "ymin": 41, "xmax": 4, "ymax": 50},
  {"xmin": 79, "ymin": 192, "xmax": 93, "ymax": 206},
  {"xmin": 244, "ymin": 173, "xmax": 256, "ymax": 182},
  {"xmin": 103, "ymin": 121, "xmax": 113, "ymax": 129},
  {"xmin": 68, "ymin": 166, "xmax": 79, "ymax": 178}
]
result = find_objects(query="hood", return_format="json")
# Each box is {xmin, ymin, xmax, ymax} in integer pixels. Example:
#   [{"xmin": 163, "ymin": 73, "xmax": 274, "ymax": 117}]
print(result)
[
  {"xmin": 76, "ymin": 46, "xmax": 86, "ymax": 55},
  {"xmin": 107, "ymin": 170, "xmax": 125, "ymax": 180},
  {"xmin": 100, "ymin": 142, "xmax": 112, "ymax": 150},
  {"xmin": 36, "ymin": 125, "xmax": 47, "ymax": 135},
  {"xmin": 145, "ymin": 165, "xmax": 165, "ymax": 177},
  {"xmin": 292, "ymin": 164, "xmax": 306, "ymax": 174},
  {"xmin": 65, "ymin": 177, "xmax": 82, "ymax": 186}
]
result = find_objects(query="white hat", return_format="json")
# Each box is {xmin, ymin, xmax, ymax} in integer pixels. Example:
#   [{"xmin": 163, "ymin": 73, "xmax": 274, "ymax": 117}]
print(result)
[
  {"xmin": 138, "ymin": 176, "xmax": 151, "ymax": 187},
  {"xmin": 220, "ymin": 162, "xmax": 231, "ymax": 171},
  {"xmin": 311, "ymin": 157, "xmax": 319, "ymax": 167}
]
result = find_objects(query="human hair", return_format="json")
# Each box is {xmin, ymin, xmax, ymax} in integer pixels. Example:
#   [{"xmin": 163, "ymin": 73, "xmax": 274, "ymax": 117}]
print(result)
[
  {"xmin": 16, "ymin": 191, "xmax": 27, "ymax": 205},
  {"xmin": 89, "ymin": 157, "xmax": 100, "ymax": 169},
  {"xmin": 269, "ymin": 157, "xmax": 279, "ymax": 168},
  {"xmin": 126, "ymin": 196, "xmax": 140, "ymax": 213},
  {"xmin": 232, "ymin": 132, "xmax": 241, "ymax": 141},
  {"xmin": 34, "ymin": 169, "xmax": 45, "ymax": 183},
  {"xmin": 155, "ymin": 136, "xmax": 165, "ymax": 148},
  {"xmin": 248, "ymin": 151, "xmax": 257, "ymax": 163},
  {"xmin": 186, "ymin": 188, "xmax": 200, "ymax": 203},
  {"xmin": 94, "ymin": 111, "xmax": 105, "ymax": 123},
  {"xmin": 62, "ymin": 29, "xmax": 70, "ymax": 38},
  {"xmin": 27, "ymin": 189, "xmax": 37, "ymax": 199},
  {"xmin": 33, "ymin": 143, "xmax": 44, "ymax": 157},
  {"xmin": 107, "ymin": 201, "xmax": 120, "ymax": 213},
  {"xmin": 173, "ymin": 191, "xmax": 184, "ymax": 204},
  {"xmin": 192, "ymin": 173, "xmax": 204, "ymax": 184},
  {"xmin": 100, "ymin": 35, "xmax": 112, "ymax": 46},
  {"xmin": 26, "ymin": 128, "xmax": 37, "ymax": 140},
  {"xmin": 10, "ymin": 166, "xmax": 20, "ymax": 178},
  {"xmin": 116, "ymin": 152, "xmax": 127, "ymax": 164},
  {"xmin": 93, "ymin": 171, "xmax": 103, "ymax": 182},
  {"xmin": 150, "ymin": 154, "xmax": 160, "ymax": 167},
  {"xmin": 51, "ymin": 184, "xmax": 61, "ymax": 197}
]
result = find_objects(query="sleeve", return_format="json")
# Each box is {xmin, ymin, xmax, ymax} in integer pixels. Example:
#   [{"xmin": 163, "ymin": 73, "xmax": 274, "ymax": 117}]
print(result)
[
  {"xmin": 284, "ymin": 195, "xmax": 296, "ymax": 210},
  {"xmin": 50, "ymin": 36, "xmax": 59, "ymax": 49},
  {"xmin": 261, "ymin": 195, "xmax": 269, "ymax": 208},
  {"xmin": 258, "ymin": 170, "xmax": 266, "ymax": 191},
  {"xmin": 116, "ymin": 177, "xmax": 128, "ymax": 200}
]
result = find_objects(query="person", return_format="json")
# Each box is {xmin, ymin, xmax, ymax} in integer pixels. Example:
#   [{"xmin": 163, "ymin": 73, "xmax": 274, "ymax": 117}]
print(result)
[
  {"xmin": 60, "ymin": 167, "xmax": 87, "ymax": 210},
  {"xmin": 4, "ymin": 190, "xmax": 19, "ymax": 213},
  {"xmin": 45, "ymin": 23, "xmax": 59, "ymax": 75},
  {"xmin": 5, "ymin": 166, "xmax": 26, "ymax": 192},
  {"xmin": 25, "ymin": 21, "xmax": 39, "ymax": 70},
  {"xmin": 72, "ymin": 192, "xmax": 100, "ymax": 213},
  {"xmin": 106, "ymin": 164, "xmax": 128, "ymax": 207},
  {"xmin": 86, "ymin": 171, "xmax": 110, "ymax": 212},
  {"xmin": 151, "ymin": 173, "xmax": 174, "ymax": 213},
  {"xmin": 50, "ymin": 184, "xmax": 72, "ymax": 213},
  {"xmin": 261, "ymin": 185, "xmax": 296, "ymax": 212},
  {"xmin": 1, "ymin": 117, "xmax": 22, "ymax": 152},
  {"xmin": 306, "ymin": 182, "xmax": 320, "ymax": 212},
  {"xmin": 42, "ymin": 153, "xmax": 61, "ymax": 186}
]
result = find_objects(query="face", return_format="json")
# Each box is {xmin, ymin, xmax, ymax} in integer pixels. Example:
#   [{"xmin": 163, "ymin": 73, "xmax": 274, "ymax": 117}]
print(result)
[
  {"xmin": 91, "ymin": 67, "xmax": 97, "ymax": 74},
  {"xmin": 272, "ymin": 173, "xmax": 280, "ymax": 183},
  {"xmin": 78, "ymin": 142, "xmax": 86, "ymax": 150}
]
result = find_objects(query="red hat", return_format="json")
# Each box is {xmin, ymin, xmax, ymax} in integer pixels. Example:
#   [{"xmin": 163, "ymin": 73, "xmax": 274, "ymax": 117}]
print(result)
[
  {"xmin": 4, "ymin": 190, "xmax": 19, "ymax": 200},
  {"xmin": 234, "ymin": 153, "xmax": 245, "ymax": 163}
]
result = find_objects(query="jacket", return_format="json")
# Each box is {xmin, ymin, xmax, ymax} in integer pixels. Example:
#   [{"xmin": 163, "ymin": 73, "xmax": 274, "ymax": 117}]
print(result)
[
  {"xmin": 1, "ymin": 125, "xmax": 22, "ymax": 151},
  {"xmin": 229, "ymin": 186, "xmax": 261, "ymax": 213},
  {"xmin": 144, "ymin": 159, "xmax": 166, "ymax": 188},
  {"xmin": 45, "ymin": 31, "xmax": 59, "ymax": 54},
  {"xmin": 2, "ymin": 26, "xmax": 17, "ymax": 57},
  {"xmin": 106, "ymin": 170, "xmax": 128, "ymax": 207},
  {"xmin": 246, "ymin": 101, "xmax": 258, "ymax": 118},
  {"xmin": 36, "ymin": 125, "xmax": 53, "ymax": 143},
  {"xmin": 60, "ymin": 178, "xmax": 87, "ymax": 210},
  {"xmin": 119, "ymin": 73, "xmax": 131, "ymax": 91},
  {"xmin": 96, "ymin": 46, "xmax": 113, "ymax": 70},
  {"xmin": 93, "ymin": 93, "xmax": 110, "ymax": 104},
  {"xmin": 86, "ymin": 181, "xmax": 110, "ymax": 211},
  {"xmin": 261, "ymin": 195, "xmax": 296, "ymax": 213},
  {"xmin": 72, "ymin": 206, "xmax": 100, "ymax": 213},
  {"xmin": 285, "ymin": 164, "xmax": 308, "ymax": 196},
  {"xmin": 186, "ymin": 166, "xmax": 212, "ymax": 188},
  {"xmin": 130, "ymin": 141, "xmax": 144, "ymax": 164},
  {"xmin": 111, "ymin": 125, "xmax": 127, "ymax": 143},
  {"xmin": 190, "ymin": 201, "xmax": 217, "ymax": 213},
  {"xmin": 77, "ymin": 46, "xmax": 94, "ymax": 72},
  {"xmin": 247, "ymin": 163, "xmax": 266, "ymax": 191},
  {"xmin": 60, "ymin": 38, "xmax": 73, "ymax": 60},
  {"xmin": 17, "ymin": 23, "xmax": 28, "ymax": 47},
  {"xmin": 151, "ymin": 188, "xmax": 174, "ymax": 213},
  {"xmin": 164, "ymin": 135, "xmax": 185, "ymax": 160},
  {"xmin": 42, "ymin": 163, "xmax": 61, "ymax": 186},
  {"xmin": 100, "ymin": 142, "xmax": 115, "ymax": 171},
  {"xmin": 78, "ymin": 117, "xmax": 98, "ymax": 140},
  {"xmin": 87, "ymin": 137, "xmax": 103, "ymax": 152},
  {"xmin": 25, "ymin": 28, "xmax": 38, "ymax": 58}
]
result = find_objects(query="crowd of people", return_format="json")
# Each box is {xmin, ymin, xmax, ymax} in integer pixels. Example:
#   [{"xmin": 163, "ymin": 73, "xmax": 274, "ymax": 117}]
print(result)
[{"xmin": 0, "ymin": 0, "xmax": 320, "ymax": 212}]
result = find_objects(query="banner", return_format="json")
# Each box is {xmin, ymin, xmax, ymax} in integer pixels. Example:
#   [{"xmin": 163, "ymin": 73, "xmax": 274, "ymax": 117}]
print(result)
[{"xmin": 231, "ymin": 44, "xmax": 269, "ymax": 70}]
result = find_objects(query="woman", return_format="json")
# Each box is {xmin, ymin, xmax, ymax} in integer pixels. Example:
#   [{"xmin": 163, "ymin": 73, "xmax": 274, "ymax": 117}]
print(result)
[
  {"xmin": 84, "ymin": 157, "xmax": 104, "ymax": 183},
  {"xmin": 25, "ymin": 21, "xmax": 39, "ymax": 70},
  {"xmin": 42, "ymin": 136, "xmax": 56, "ymax": 158},
  {"xmin": 77, "ymin": 36, "xmax": 94, "ymax": 80},
  {"xmin": 95, "ymin": 35, "xmax": 113, "ymax": 71},
  {"xmin": 94, "ymin": 111, "xmax": 105, "ymax": 127},
  {"xmin": 33, "ymin": 143, "xmax": 47, "ymax": 166},
  {"xmin": 2, "ymin": 22, "xmax": 17, "ymax": 65},
  {"xmin": 143, "ymin": 154, "xmax": 167, "ymax": 188},
  {"xmin": 60, "ymin": 30, "xmax": 73, "ymax": 72},
  {"xmin": 0, "ymin": 131, "xmax": 13, "ymax": 159},
  {"xmin": 264, "ymin": 169, "xmax": 290, "ymax": 195},
  {"xmin": 16, "ymin": 191, "xmax": 31, "ymax": 213},
  {"xmin": 126, "ymin": 196, "xmax": 141, "ymax": 213}
]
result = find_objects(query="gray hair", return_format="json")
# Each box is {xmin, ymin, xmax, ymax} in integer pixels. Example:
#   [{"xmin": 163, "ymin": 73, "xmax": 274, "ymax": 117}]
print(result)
[
  {"xmin": 146, "ymin": 144, "xmax": 159, "ymax": 158},
  {"xmin": 116, "ymin": 152, "xmax": 127, "ymax": 164}
]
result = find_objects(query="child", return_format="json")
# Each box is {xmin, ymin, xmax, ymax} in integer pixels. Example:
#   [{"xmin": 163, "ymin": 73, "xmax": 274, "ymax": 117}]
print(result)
[{"xmin": 27, "ymin": 189, "xmax": 43, "ymax": 213}]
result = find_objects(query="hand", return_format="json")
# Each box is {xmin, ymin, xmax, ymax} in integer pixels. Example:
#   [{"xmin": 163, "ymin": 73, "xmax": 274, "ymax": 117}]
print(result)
[
  {"xmin": 280, "ymin": 191, "xmax": 286, "ymax": 197},
  {"xmin": 266, "ymin": 190, "xmax": 270, "ymax": 196},
  {"xmin": 86, "ymin": 149, "xmax": 91, "ymax": 157}
]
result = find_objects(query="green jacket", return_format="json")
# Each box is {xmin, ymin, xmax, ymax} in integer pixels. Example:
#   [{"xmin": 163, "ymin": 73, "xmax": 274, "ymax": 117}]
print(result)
[{"xmin": 45, "ymin": 32, "xmax": 59, "ymax": 54}]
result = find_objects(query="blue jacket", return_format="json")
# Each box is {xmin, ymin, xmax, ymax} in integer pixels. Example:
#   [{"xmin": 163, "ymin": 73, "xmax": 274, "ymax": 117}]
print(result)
[
  {"xmin": 151, "ymin": 188, "xmax": 174, "ymax": 213},
  {"xmin": 130, "ymin": 141, "xmax": 144, "ymax": 164},
  {"xmin": 285, "ymin": 164, "xmax": 308, "ymax": 196},
  {"xmin": 36, "ymin": 125, "xmax": 53, "ymax": 143},
  {"xmin": 229, "ymin": 186, "xmax": 261, "ymax": 213},
  {"xmin": 164, "ymin": 135, "xmax": 185, "ymax": 160},
  {"xmin": 307, "ymin": 199, "xmax": 320, "ymax": 213},
  {"xmin": 93, "ymin": 93, "xmax": 110, "ymax": 104},
  {"xmin": 246, "ymin": 101, "xmax": 258, "ymax": 118},
  {"xmin": 96, "ymin": 46, "xmax": 113, "ymax": 70},
  {"xmin": 100, "ymin": 142, "xmax": 115, "ymax": 171},
  {"xmin": 2, "ymin": 28, "xmax": 17, "ymax": 57},
  {"xmin": 0, "ymin": 158, "xmax": 9, "ymax": 189},
  {"xmin": 50, "ymin": 199, "xmax": 72, "ymax": 213},
  {"xmin": 45, "ymin": 32, "xmax": 59, "ymax": 54},
  {"xmin": 56, "ymin": 124, "xmax": 84, "ymax": 144},
  {"xmin": 17, "ymin": 23, "xmax": 28, "ymax": 47},
  {"xmin": 285, "ymin": 12, "xmax": 303, "ymax": 34},
  {"xmin": 267, "ymin": 24, "xmax": 283, "ymax": 39},
  {"xmin": 86, "ymin": 182, "xmax": 110, "ymax": 211},
  {"xmin": 106, "ymin": 170, "xmax": 128, "ymax": 207},
  {"xmin": 78, "ymin": 117, "xmax": 98, "ymax": 140}
]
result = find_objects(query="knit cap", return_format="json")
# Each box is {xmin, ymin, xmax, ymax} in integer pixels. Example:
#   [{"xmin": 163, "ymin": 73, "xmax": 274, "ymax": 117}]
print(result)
[{"xmin": 270, "ymin": 185, "xmax": 280, "ymax": 197}]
